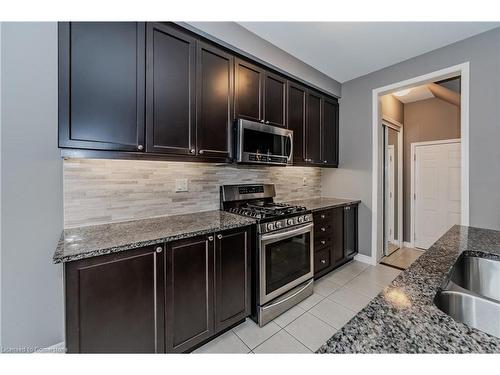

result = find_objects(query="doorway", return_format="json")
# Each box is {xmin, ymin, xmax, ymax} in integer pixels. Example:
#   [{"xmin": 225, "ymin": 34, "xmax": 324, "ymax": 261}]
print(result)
[
  {"xmin": 383, "ymin": 121, "xmax": 402, "ymax": 257},
  {"xmin": 372, "ymin": 63, "xmax": 469, "ymax": 268}
]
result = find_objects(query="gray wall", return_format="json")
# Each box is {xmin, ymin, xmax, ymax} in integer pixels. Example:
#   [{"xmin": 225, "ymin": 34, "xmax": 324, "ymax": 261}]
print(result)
[
  {"xmin": 322, "ymin": 27, "xmax": 500, "ymax": 257},
  {"xmin": 1, "ymin": 22, "xmax": 63, "ymax": 350},
  {"xmin": 180, "ymin": 22, "xmax": 342, "ymax": 98},
  {"xmin": 403, "ymin": 97, "xmax": 461, "ymax": 241}
]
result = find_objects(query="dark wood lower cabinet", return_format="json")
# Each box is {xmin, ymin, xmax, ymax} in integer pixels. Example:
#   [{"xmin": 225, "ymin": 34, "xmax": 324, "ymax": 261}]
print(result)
[
  {"xmin": 65, "ymin": 226, "xmax": 251, "ymax": 353},
  {"xmin": 214, "ymin": 228, "xmax": 251, "ymax": 332},
  {"xmin": 313, "ymin": 203, "xmax": 359, "ymax": 279},
  {"xmin": 65, "ymin": 245, "xmax": 165, "ymax": 353},
  {"xmin": 165, "ymin": 235, "xmax": 214, "ymax": 353}
]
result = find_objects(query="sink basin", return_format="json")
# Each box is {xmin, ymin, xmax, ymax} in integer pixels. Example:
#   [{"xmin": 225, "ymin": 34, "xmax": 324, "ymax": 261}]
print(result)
[
  {"xmin": 434, "ymin": 254, "xmax": 500, "ymax": 338},
  {"xmin": 448, "ymin": 255, "xmax": 500, "ymax": 301}
]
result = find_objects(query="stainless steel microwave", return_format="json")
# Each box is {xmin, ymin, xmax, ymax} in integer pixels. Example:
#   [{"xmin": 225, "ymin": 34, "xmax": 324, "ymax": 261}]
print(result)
[{"xmin": 234, "ymin": 119, "xmax": 293, "ymax": 166}]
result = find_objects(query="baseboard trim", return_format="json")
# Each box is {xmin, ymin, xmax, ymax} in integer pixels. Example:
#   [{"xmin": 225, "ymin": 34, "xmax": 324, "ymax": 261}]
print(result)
[
  {"xmin": 36, "ymin": 341, "xmax": 65, "ymax": 353},
  {"xmin": 403, "ymin": 241, "xmax": 413, "ymax": 248},
  {"xmin": 354, "ymin": 253, "xmax": 376, "ymax": 265}
]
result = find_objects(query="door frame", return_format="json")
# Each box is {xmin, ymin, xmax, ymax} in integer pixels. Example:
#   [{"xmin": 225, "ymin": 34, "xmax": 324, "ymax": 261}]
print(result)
[
  {"xmin": 382, "ymin": 117, "xmax": 403, "ymax": 257},
  {"xmin": 410, "ymin": 138, "xmax": 461, "ymax": 249},
  {"xmin": 370, "ymin": 62, "xmax": 469, "ymax": 265}
]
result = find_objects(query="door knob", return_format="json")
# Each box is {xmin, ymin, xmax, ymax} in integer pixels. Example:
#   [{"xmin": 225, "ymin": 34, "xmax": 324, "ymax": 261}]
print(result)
[
  {"xmin": 137, "ymin": 145, "xmax": 144, "ymax": 151},
  {"xmin": 217, "ymin": 234, "xmax": 222, "ymax": 240},
  {"xmin": 155, "ymin": 246, "xmax": 162, "ymax": 253},
  {"xmin": 208, "ymin": 236, "xmax": 214, "ymax": 241}
]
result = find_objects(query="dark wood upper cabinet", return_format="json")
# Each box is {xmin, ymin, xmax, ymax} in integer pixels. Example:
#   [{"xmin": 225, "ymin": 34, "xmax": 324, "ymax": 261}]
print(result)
[
  {"xmin": 287, "ymin": 82, "xmax": 307, "ymax": 164},
  {"xmin": 65, "ymin": 245, "xmax": 165, "ymax": 353},
  {"xmin": 146, "ymin": 23, "xmax": 196, "ymax": 155},
  {"xmin": 214, "ymin": 227, "xmax": 251, "ymax": 332},
  {"xmin": 264, "ymin": 73, "xmax": 287, "ymax": 127},
  {"xmin": 234, "ymin": 58, "xmax": 264, "ymax": 122},
  {"xmin": 196, "ymin": 42, "xmax": 234, "ymax": 159},
  {"xmin": 165, "ymin": 235, "xmax": 214, "ymax": 353},
  {"xmin": 305, "ymin": 91, "xmax": 322, "ymax": 164},
  {"xmin": 58, "ymin": 22, "xmax": 145, "ymax": 151},
  {"xmin": 321, "ymin": 98, "xmax": 339, "ymax": 166}
]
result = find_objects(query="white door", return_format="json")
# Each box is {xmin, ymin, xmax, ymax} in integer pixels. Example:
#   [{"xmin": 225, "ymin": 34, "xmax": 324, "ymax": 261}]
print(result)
[
  {"xmin": 414, "ymin": 141, "xmax": 461, "ymax": 249},
  {"xmin": 387, "ymin": 146, "xmax": 395, "ymax": 243}
]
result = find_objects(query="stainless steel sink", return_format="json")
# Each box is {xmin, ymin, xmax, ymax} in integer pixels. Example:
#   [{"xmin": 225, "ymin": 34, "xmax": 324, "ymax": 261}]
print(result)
[{"xmin": 434, "ymin": 254, "xmax": 500, "ymax": 338}]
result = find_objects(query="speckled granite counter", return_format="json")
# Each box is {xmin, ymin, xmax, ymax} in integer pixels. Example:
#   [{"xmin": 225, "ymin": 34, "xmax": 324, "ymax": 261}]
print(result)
[
  {"xmin": 318, "ymin": 225, "xmax": 500, "ymax": 353},
  {"xmin": 284, "ymin": 197, "xmax": 361, "ymax": 212},
  {"xmin": 53, "ymin": 211, "xmax": 255, "ymax": 264}
]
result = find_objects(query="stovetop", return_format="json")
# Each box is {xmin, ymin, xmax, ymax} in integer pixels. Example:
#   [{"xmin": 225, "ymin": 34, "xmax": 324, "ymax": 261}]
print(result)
[{"xmin": 226, "ymin": 201, "xmax": 308, "ymax": 220}]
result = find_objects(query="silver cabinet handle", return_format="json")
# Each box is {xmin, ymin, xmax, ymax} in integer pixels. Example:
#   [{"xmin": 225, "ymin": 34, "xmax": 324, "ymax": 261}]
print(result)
[
  {"xmin": 320, "ymin": 214, "xmax": 325, "ymax": 219},
  {"xmin": 260, "ymin": 120, "xmax": 265, "ymax": 123},
  {"xmin": 321, "ymin": 240, "xmax": 326, "ymax": 245},
  {"xmin": 217, "ymin": 234, "xmax": 222, "ymax": 240},
  {"xmin": 190, "ymin": 149, "xmax": 196, "ymax": 154},
  {"xmin": 321, "ymin": 227, "xmax": 326, "ymax": 232},
  {"xmin": 321, "ymin": 259, "xmax": 326, "ymax": 264},
  {"xmin": 208, "ymin": 236, "xmax": 214, "ymax": 241},
  {"xmin": 265, "ymin": 121, "xmax": 270, "ymax": 124},
  {"xmin": 155, "ymin": 246, "xmax": 162, "ymax": 253},
  {"xmin": 199, "ymin": 150, "xmax": 205, "ymax": 154},
  {"xmin": 137, "ymin": 145, "xmax": 144, "ymax": 151}
]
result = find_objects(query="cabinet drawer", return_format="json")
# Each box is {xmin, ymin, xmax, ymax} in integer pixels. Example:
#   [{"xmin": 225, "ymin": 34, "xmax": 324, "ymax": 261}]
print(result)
[
  {"xmin": 314, "ymin": 248, "xmax": 331, "ymax": 273},
  {"xmin": 313, "ymin": 210, "xmax": 332, "ymax": 223},
  {"xmin": 314, "ymin": 237, "xmax": 331, "ymax": 251},
  {"xmin": 315, "ymin": 223, "xmax": 332, "ymax": 237}
]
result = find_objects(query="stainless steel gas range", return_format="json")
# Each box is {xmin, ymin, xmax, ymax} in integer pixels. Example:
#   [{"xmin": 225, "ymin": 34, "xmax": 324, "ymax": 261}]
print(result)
[{"xmin": 220, "ymin": 184, "xmax": 314, "ymax": 326}]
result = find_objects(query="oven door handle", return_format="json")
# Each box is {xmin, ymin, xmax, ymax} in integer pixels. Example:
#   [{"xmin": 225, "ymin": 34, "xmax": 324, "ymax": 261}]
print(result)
[{"xmin": 261, "ymin": 223, "xmax": 313, "ymax": 242}]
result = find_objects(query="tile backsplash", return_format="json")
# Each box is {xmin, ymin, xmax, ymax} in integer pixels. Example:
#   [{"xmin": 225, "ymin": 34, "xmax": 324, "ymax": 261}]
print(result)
[{"xmin": 63, "ymin": 159, "xmax": 322, "ymax": 228}]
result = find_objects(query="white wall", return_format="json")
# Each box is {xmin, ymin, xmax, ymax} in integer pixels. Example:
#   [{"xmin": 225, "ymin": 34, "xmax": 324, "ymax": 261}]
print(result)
[
  {"xmin": 0, "ymin": 22, "xmax": 63, "ymax": 350},
  {"xmin": 180, "ymin": 22, "xmax": 342, "ymax": 98},
  {"xmin": 322, "ymin": 27, "xmax": 500, "ymax": 256}
]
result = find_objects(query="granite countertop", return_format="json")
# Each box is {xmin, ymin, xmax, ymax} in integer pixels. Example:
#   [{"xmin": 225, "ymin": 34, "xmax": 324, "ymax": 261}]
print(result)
[
  {"xmin": 53, "ymin": 211, "xmax": 256, "ymax": 264},
  {"xmin": 284, "ymin": 197, "xmax": 361, "ymax": 212},
  {"xmin": 318, "ymin": 225, "xmax": 500, "ymax": 353}
]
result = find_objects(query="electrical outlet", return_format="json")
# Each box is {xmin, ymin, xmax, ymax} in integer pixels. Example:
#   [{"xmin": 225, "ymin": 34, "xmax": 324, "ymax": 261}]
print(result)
[
  {"xmin": 302, "ymin": 177, "xmax": 307, "ymax": 186},
  {"xmin": 175, "ymin": 179, "xmax": 188, "ymax": 192}
]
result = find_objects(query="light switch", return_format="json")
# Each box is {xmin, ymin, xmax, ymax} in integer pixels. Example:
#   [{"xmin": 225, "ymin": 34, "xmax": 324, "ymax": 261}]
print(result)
[{"xmin": 175, "ymin": 179, "xmax": 188, "ymax": 192}]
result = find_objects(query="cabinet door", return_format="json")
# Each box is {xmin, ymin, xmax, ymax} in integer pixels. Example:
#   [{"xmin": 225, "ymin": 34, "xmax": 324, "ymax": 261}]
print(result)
[
  {"xmin": 331, "ymin": 207, "xmax": 345, "ymax": 265},
  {"xmin": 59, "ymin": 22, "xmax": 145, "ymax": 151},
  {"xmin": 321, "ymin": 98, "xmax": 339, "ymax": 167},
  {"xmin": 287, "ymin": 82, "xmax": 306, "ymax": 164},
  {"xmin": 344, "ymin": 205, "xmax": 358, "ymax": 258},
  {"xmin": 65, "ymin": 245, "xmax": 165, "ymax": 353},
  {"xmin": 305, "ymin": 91, "xmax": 322, "ymax": 164},
  {"xmin": 146, "ymin": 23, "xmax": 196, "ymax": 155},
  {"xmin": 234, "ymin": 58, "xmax": 264, "ymax": 122},
  {"xmin": 196, "ymin": 42, "xmax": 233, "ymax": 159},
  {"xmin": 214, "ymin": 227, "xmax": 251, "ymax": 332},
  {"xmin": 264, "ymin": 72, "xmax": 287, "ymax": 127},
  {"xmin": 165, "ymin": 235, "xmax": 214, "ymax": 353}
]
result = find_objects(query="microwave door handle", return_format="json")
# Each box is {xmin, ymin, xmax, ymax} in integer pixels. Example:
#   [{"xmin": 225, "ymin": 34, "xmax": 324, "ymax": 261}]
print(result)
[
  {"xmin": 287, "ymin": 133, "xmax": 293, "ymax": 163},
  {"xmin": 261, "ymin": 223, "xmax": 313, "ymax": 242}
]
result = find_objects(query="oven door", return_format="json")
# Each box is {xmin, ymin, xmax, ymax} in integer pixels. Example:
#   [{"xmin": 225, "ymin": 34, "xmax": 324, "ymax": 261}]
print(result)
[
  {"xmin": 259, "ymin": 222, "xmax": 314, "ymax": 305},
  {"xmin": 236, "ymin": 119, "xmax": 293, "ymax": 165}
]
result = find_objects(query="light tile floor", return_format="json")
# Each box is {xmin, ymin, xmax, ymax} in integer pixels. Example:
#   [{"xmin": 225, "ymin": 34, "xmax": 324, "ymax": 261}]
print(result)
[{"xmin": 193, "ymin": 260, "xmax": 402, "ymax": 354}]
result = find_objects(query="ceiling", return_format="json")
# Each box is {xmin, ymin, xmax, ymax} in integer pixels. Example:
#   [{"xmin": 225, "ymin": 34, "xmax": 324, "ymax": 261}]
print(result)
[
  {"xmin": 238, "ymin": 22, "xmax": 500, "ymax": 82},
  {"xmin": 392, "ymin": 85, "xmax": 434, "ymax": 104}
]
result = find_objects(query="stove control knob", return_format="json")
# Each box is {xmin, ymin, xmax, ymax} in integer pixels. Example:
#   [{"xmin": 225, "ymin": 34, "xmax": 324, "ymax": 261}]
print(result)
[
  {"xmin": 287, "ymin": 219, "xmax": 294, "ymax": 225},
  {"xmin": 297, "ymin": 216, "xmax": 304, "ymax": 223},
  {"xmin": 275, "ymin": 221, "xmax": 282, "ymax": 229},
  {"xmin": 303, "ymin": 215, "xmax": 310, "ymax": 222},
  {"xmin": 267, "ymin": 223, "xmax": 275, "ymax": 231}
]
